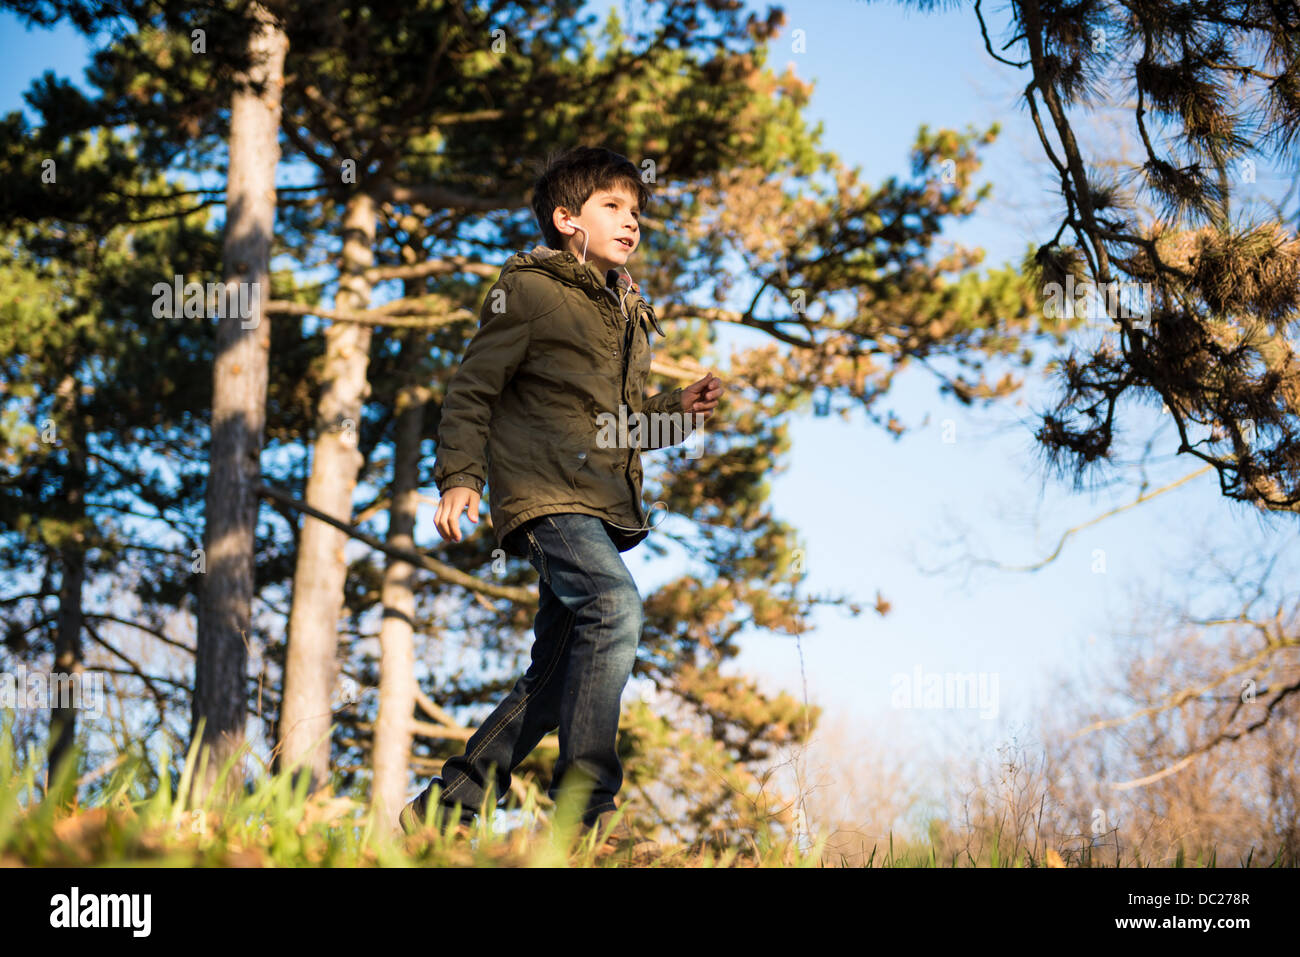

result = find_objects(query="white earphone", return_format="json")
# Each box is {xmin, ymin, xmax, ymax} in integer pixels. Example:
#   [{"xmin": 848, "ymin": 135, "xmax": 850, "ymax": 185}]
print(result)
[
  {"xmin": 566, "ymin": 218, "xmax": 634, "ymax": 316},
  {"xmin": 567, "ymin": 219, "xmax": 591, "ymax": 264}
]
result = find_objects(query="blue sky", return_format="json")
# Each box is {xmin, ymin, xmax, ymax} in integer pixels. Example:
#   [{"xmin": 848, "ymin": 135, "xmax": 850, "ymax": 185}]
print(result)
[{"xmin": 3, "ymin": 2, "xmax": 1297, "ymax": 823}]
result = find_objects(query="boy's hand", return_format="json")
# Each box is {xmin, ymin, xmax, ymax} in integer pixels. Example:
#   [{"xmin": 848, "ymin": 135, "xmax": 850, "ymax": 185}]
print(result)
[
  {"xmin": 435, "ymin": 486, "xmax": 480, "ymax": 542},
  {"xmin": 681, "ymin": 373, "xmax": 724, "ymax": 421}
]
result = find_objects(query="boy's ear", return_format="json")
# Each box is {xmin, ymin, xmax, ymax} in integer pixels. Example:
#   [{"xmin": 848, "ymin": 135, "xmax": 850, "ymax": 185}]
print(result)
[{"xmin": 552, "ymin": 206, "xmax": 574, "ymax": 235}]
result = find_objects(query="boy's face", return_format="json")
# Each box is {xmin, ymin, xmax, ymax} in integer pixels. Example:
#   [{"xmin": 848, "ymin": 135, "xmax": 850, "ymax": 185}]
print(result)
[{"xmin": 554, "ymin": 182, "xmax": 640, "ymax": 275}]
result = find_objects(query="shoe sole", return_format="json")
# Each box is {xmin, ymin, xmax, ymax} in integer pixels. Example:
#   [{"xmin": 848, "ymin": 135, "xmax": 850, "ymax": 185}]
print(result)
[
  {"xmin": 400, "ymin": 777, "xmax": 477, "ymax": 837},
  {"xmin": 398, "ymin": 803, "xmax": 423, "ymax": 835}
]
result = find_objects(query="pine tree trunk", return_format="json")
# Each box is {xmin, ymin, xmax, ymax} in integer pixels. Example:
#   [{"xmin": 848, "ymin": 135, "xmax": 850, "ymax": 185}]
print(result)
[
  {"xmin": 193, "ymin": 1, "xmax": 286, "ymax": 805},
  {"xmin": 49, "ymin": 371, "xmax": 85, "ymax": 789},
  {"xmin": 371, "ymin": 331, "xmax": 430, "ymax": 827},
  {"xmin": 278, "ymin": 191, "xmax": 376, "ymax": 793}
]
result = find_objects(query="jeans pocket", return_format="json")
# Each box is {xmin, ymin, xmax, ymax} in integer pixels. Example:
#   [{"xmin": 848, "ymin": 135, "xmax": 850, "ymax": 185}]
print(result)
[{"xmin": 525, "ymin": 527, "xmax": 550, "ymax": 586}]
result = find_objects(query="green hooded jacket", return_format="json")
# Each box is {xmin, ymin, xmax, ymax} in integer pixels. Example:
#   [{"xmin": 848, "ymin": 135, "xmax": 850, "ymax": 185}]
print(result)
[{"xmin": 432, "ymin": 245, "xmax": 692, "ymax": 556}]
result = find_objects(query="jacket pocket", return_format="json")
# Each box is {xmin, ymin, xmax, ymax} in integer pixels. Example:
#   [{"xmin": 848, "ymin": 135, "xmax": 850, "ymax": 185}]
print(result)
[
  {"xmin": 561, "ymin": 432, "xmax": 591, "ymax": 488},
  {"xmin": 535, "ymin": 429, "xmax": 590, "ymax": 491}
]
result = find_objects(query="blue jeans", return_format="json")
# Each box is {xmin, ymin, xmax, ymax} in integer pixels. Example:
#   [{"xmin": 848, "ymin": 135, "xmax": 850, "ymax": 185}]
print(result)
[{"xmin": 430, "ymin": 513, "xmax": 644, "ymax": 829}]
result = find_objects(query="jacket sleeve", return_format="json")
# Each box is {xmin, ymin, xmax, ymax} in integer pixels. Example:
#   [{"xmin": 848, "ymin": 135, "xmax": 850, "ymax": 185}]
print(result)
[
  {"xmin": 641, "ymin": 384, "xmax": 692, "ymax": 450},
  {"xmin": 433, "ymin": 274, "xmax": 534, "ymax": 495}
]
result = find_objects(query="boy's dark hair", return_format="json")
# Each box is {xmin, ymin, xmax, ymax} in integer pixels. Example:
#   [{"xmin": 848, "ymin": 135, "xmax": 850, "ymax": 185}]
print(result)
[{"xmin": 530, "ymin": 146, "xmax": 652, "ymax": 250}]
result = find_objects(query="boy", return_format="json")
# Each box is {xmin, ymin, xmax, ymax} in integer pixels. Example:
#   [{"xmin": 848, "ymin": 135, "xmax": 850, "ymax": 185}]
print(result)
[{"xmin": 399, "ymin": 146, "xmax": 723, "ymax": 852}]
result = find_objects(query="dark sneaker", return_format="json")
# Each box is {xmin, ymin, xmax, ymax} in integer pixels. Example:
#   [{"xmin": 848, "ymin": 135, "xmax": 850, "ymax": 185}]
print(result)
[
  {"xmin": 578, "ymin": 809, "xmax": 659, "ymax": 860},
  {"xmin": 399, "ymin": 777, "xmax": 472, "ymax": 837}
]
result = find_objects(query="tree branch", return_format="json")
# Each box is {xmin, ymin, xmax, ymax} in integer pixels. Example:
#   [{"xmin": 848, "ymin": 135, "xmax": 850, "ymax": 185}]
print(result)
[{"xmin": 255, "ymin": 482, "xmax": 537, "ymax": 605}]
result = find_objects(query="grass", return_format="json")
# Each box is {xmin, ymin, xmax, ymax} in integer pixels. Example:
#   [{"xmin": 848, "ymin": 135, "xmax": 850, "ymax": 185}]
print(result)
[
  {"xmin": 3, "ymin": 716, "xmax": 1268, "ymax": 868},
  {"xmin": 0, "ymin": 718, "xmax": 833, "ymax": 867}
]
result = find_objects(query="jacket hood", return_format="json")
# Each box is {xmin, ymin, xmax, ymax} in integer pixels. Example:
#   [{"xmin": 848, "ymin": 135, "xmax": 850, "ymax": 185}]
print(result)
[{"xmin": 499, "ymin": 244, "xmax": 665, "ymax": 336}]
